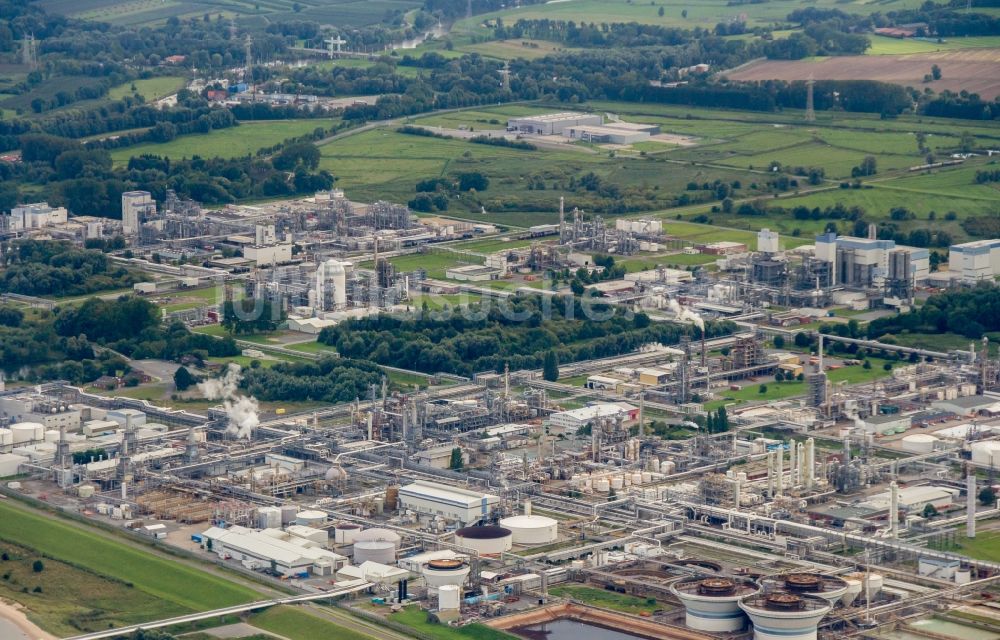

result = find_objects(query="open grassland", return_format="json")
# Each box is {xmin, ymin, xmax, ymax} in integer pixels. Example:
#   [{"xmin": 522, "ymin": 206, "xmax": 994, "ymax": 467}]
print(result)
[
  {"xmin": 548, "ymin": 585, "xmax": 661, "ymax": 615},
  {"xmin": 455, "ymin": 0, "xmax": 930, "ymax": 35},
  {"xmin": 39, "ymin": 0, "xmax": 419, "ymax": 27},
  {"xmin": 111, "ymin": 119, "xmax": 336, "ymax": 165},
  {"xmin": 0, "ymin": 501, "xmax": 260, "ymax": 621},
  {"xmin": 456, "ymin": 39, "xmax": 576, "ymax": 60},
  {"xmin": 108, "ymin": 76, "xmax": 188, "ymax": 102},
  {"xmin": 379, "ymin": 606, "xmax": 515, "ymax": 640},
  {"xmin": 250, "ymin": 606, "xmax": 374, "ymax": 640},
  {"xmin": 0, "ymin": 539, "xmax": 188, "ymax": 636},
  {"xmin": 867, "ymin": 35, "xmax": 1000, "ymax": 55}
]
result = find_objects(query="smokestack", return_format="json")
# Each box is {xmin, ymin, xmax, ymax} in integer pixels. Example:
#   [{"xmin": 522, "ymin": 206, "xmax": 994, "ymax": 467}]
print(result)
[
  {"xmin": 767, "ymin": 450, "xmax": 776, "ymax": 497},
  {"xmin": 890, "ymin": 481, "xmax": 899, "ymax": 539},
  {"xmin": 868, "ymin": 222, "xmax": 877, "ymax": 240},
  {"xmin": 701, "ymin": 328, "xmax": 707, "ymax": 368},
  {"xmin": 968, "ymin": 473, "xmax": 977, "ymax": 539},
  {"xmin": 524, "ymin": 498, "xmax": 532, "ymax": 517},
  {"xmin": 843, "ymin": 435, "xmax": 851, "ymax": 465},
  {"xmin": 790, "ymin": 439, "xmax": 798, "ymax": 488},
  {"xmin": 797, "ymin": 442, "xmax": 806, "ymax": 488},
  {"xmin": 776, "ymin": 446, "xmax": 784, "ymax": 497},
  {"xmin": 817, "ymin": 334, "xmax": 824, "ymax": 373},
  {"xmin": 806, "ymin": 438, "xmax": 816, "ymax": 489}
]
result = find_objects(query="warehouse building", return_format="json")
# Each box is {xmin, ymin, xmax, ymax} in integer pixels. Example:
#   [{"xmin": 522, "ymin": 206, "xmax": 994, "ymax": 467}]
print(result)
[
  {"xmin": 548, "ymin": 402, "xmax": 638, "ymax": 434},
  {"xmin": 949, "ymin": 239, "xmax": 1000, "ymax": 283},
  {"xmin": 398, "ymin": 480, "xmax": 500, "ymax": 526},
  {"xmin": 564, "ymin": 124, "xmax": 650, "ymax": 144},
  {"xmin": 201, "ymin": 525, "xmax": 347, "ymax": 576},
  {"xmin": 507, "ymin": 112, "xmax": 603, "ymax": 135}
]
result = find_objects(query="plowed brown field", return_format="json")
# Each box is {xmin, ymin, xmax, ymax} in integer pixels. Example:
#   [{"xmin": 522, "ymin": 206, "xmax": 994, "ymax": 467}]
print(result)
[{"xmin": 726, "ymin": 49, "xmax": 1000, "ymax": 98}]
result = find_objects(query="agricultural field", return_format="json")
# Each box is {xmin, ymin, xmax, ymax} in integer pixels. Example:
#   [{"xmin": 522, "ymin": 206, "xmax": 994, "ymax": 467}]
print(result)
[
  {"xmin": 866, "ymin": 35, "xmax": 1000, "ymax": 55},
  {"xmin": 0, "ymin": 75, "xmax": 108, "ymax": 113},
  {"xmin": 110, "ymin": 118, "xmax": 336, "ymax": 165},
  {"xmin": 38, "ymin": 0, "xmax": 420, "ymax": 27},
  {"xmin": 455, "ymin": 39, "xmax": 576, "ymax": 60},
  {"xmin": 318, "ymin": 124, "xmax": 771, "ymax": 223},
  {"xmin": 453, "ymin": 0, "xmax": 931, "ymax": 35},
  {"xmin": 0, "ymin": 500, "xmax": 260, "ymax": 634},
  {"xmin": 107, "ymin": 76, "xmax": 188, "ymax": 102},
  {"xmin": 727, "ymin": 49, "xmax": 1000, "ymax": 100}
]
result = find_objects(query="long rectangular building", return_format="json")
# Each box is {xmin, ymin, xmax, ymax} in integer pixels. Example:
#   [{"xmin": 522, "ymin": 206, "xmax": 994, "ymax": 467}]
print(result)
[
  {"xmin": 949, "ymin": 239, "xmax": 1000, "ymax": 282},
  {"xmin": 398, "ymin": 480, "xmax": 500, "ymax": 525}
]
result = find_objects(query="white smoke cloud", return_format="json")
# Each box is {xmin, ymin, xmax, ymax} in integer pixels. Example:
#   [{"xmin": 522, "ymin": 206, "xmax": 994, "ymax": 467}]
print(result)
[
  {"xmin": 667, "ymin": 298, "xmax": 705, "ymax": 332},
  {"xmin": 198, "ymin": 364, "xmax": 259, "ymax": 439}
]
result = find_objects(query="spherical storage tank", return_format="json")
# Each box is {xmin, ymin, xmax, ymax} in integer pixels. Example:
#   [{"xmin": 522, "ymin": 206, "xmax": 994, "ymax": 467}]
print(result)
[
  {"xmin": 295, "ymin": 509, "xmax": 328, "ymax": 526},
  {"xmin": 354, "ymin": 540, "xmax": 396, "ymax": 564},
  {"xmin": 498, "ymin": 515, "xmax": 558, "ymax": 545},
  {"xmin": 454, "ymin": 525, "xmax": 512, "ymax": 555},
  {"xmin": 901, "ymin": 434, "xmax": 938, "ymax": 454},
  {"xmin": 972, "ymin": 440, "xmax": 1000, "ymax": 467}
]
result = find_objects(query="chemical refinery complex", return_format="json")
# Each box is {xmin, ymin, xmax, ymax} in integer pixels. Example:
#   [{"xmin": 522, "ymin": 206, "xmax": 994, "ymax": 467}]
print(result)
[{"xmin": 5, "ymin": 183, "xmax": 1000, "ymax": 640}]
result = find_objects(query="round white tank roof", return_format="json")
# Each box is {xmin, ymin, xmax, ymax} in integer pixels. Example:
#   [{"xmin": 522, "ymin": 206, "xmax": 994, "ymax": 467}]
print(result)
[
  {"xmin": 972, "ymin": 440, "xmax": 1000, "ymax": 450},
  {"xmin": 355, "ymin": 527, "xmax": 401, "ymax": 545},
  {"xmin": 499, "ymin": 515, "xmax": 558, "ymax": 529},
  {"xmin": 902, "ymin": 434, "xmax": 937, "ymax": 443},
  {"xmin": 296, "ymin": 509, "xmax": 328, "ymax": 519}
]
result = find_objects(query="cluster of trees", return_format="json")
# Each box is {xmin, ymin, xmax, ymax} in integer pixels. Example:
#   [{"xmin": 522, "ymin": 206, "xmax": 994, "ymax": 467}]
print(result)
[
  {"xmin": 221, "ymin": 298, "xmax": 286, "ymax": 335},
  {"xmin": 240, "ymin": 357, "xmax": 385, "ymax": 404},
  {"xmin": 318, "ymin": 295, "xmax": 734, "ymax": 376},
  {"xmin": 0, "ymin": 240, "xmax": 138, "ymax": 297},
  {"xmin": 867, "ymin": 285, "xmax": 1000, "ymax": 340},
  {"xmin": 975, "ymin": 169, "xmax": 1000, "ymax": 184},
  {"xmin": 408, "ymin": 171, "xmax": 489, "ymax": 212},
  {"xmin": 7, "ymin": 133, "xmax": 333, "ymax": 214},
  {"xmin": 705, "ymin": 406, "xmax": 730, "ymax": 434},
  {"xmin": 565, "ymin": 255, "xmax": 627, "ymax": 295}
]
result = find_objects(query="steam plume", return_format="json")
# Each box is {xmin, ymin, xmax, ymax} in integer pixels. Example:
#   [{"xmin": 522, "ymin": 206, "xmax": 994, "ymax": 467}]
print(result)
[{"xmin": 198, "ymin": 363, "xmax": 259, "ymax": 439}]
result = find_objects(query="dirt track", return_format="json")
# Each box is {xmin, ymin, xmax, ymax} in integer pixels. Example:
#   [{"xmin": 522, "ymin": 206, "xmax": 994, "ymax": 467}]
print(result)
[{"xmin": 725, "ymin": 49, "xmax": 1000, "ymax": 99}]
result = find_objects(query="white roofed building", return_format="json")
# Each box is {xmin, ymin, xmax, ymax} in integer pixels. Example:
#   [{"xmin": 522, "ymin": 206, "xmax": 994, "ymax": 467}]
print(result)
[{"xmin": 398, "ymin": 480, "xmax": 500, "ymax": 526}]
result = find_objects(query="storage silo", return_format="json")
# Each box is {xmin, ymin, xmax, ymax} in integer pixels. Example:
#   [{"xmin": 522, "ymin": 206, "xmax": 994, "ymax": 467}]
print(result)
[
  {"xmin": 354, "ymin": 528, "xmax": 401, "ymax": 548},
  {"xmin": 759, "ymin": 573, "xmax": 848, "ymax": 607},
  {"xmin": 11, "ymin": 423, "xmax": 43, "ymax": 444},
  {"xmin": 0, "ymin": 428, "xmax": 13, "ymax": 447},
  {"xmin": 257, "ymin": 506, "xmax": 282, "ymax": 530},
  {"xmin": 439, "ymin": 584, "xmax": 461, "ymax": 611},
  {"xmin": 334, "ymin": 523, "xmax": 363, "ymax": 545},
  {"xmin": 280, "ymin": 505, "xmax": 298, "ymax": 525},
  {"xmin": 354, "ymin": 540, "xmax": 396, "ymax": 564},
  {"xmin": 421, "ymin": 559, "xmax": 471, "ymax": 589},
  {"xmin": 739, "ymin": 592, "xmax": 831, "ymax": 640},
  {"xmin": 295, "ymin": 509, "xmax": 328, "ymax": 526},
  {"xmin": 454, "ymin": 525, "xmax": 512, "ymax": 555},
  {"xmin": 671, "ymin": 577, "xmax": 759, "ymax": 632},
  {"xmin": 498, "ymin": 515, "xmax": 558, "ymax": 545}
]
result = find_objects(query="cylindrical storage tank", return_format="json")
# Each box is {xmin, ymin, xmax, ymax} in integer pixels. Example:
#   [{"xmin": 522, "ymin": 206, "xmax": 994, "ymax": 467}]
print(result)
[
  {"xmin": 295, "ymin": 509, "xmax": 328, "ymax": 526},
  {"xmin": 44, "ymin": 430, "xmax": 60, "ymax": 443},
  {"xmin": 257, "ymin": 506, "xmax": 282, "ymax": 530},
  {"xmin": 739, "ymin": 592, "xmax": 831, "ymax": 640},
  {"xmin": 671, "ymin": 577, "xmax": 760, "ymax": 633},
  {"xmin": 0, "ymin": 428, "xmax": 12, "ymax": 447},
  {"xmin": 900, "ymin": 434, "xmax": 937, "ymax": 454},
  {"xmin": 610, "ymin": 476, "xmax": 624, "ymax": 491},
  {"xmin": 454, "ymin": 525, "xmax": 512, "ymax": 555},
  {"xmin": 353, "ymin": 540, "xmax": 396, "ymax": 564},
  {"xmin": 660, "ymin": 460, "xmax": 676, "ymax": 474},
  {"xmin": 354, "ymin": 528, "xmax": 401, "ymax": 548},
  {"xmin": 280, "ymin": 505, "xmax": 298, "ymax": 525},
  {"xmin": 864, "ymin": 573, "xmax": 883, "ymax": 598},
  {"xmin": 955, "ymin": 567, "xmax": 971, "ymax": 585},
  {"xmin": 422, "ymin": 559, "xmax": 471, "ymax": 588},
  {"xmin": 499, "ymin": 515, "xmax": 558, "ymax": 545},
  {"xmin": 77, "ymin": 485, "xmax": 95, "ymax": 498},
  {"xmin": 642, "ymin": 472, "xmax": 652, "ymax": 484},
  {"xmin": 11, "ymin": 423, "xmax": 43, "ymax": 444},
  {"xmin": 595, "ymin": 478, "xmax": 610, "ymax": 493},
  {"xmin": 971, "ymin": 441, "xmax": 1000, "ymax": 467},
  {"xmin": 439, "ymin": 584, "xmax": 461, "ymax": 611},
  {"xmin": 334, "ymin": 523, "xmax": 363, "ymax": 545},
  {"xmin": 631, "ymin": 472, "xmax": 643, "ymax": 486}
]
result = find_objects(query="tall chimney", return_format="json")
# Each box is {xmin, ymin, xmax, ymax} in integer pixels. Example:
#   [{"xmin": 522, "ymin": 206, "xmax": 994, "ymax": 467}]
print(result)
[
  {"xmin": 790, "ymin": 439, "xmax": 798, "ymax": 487},
  {"xmin": 805, "ymin": 438, "xmax": 816, "ymax": 489},
  {"xmin": 889, "ymin": 481, "xmax": 899, "ymax": 539},
  {"xmin": 524, "ymin": 497, "xmax": 532, "ymax": 517},
  {"xmin": 968, "ymin": 472, "xmax": 977, "ymax": 539}
]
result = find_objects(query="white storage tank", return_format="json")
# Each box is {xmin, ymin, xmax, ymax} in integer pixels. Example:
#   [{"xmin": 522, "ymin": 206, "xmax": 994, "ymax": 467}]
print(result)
[
  {"xmin": 11, "ymin": 423, "xmax": 43, "ymax": 444},
  {"xmin": 257, "ymin": 506, "xmax": 282, "ymax": 530},
  {"xmin": 595, "ymin": 478, "xmax": 610, "ymax": 493},
  {"xmin": 0, "ymin": 428, "xmax": 12, "ymax": 447},
  {"xmin": 354, "ymin": 540, "xmax": 396, "ymax": 564},
  {"xmin": 971, "ymin": 440, "xmax": 1000, "ymax": 467},
  {"xmin": 840, "ymin": 574, "xmax": 863, "ymax": 606},
  {"xmin": 454, "ymin": 525, "xmax": 512, "ymax": 555},
  {"xmin": 354, "ymin": 527, "xmax": 401, "ymax": 548},
  {"xmin": 44, "ymin": 430, "xmax": 60, "ymax": 443},
  {"xmin": 334, "ymin": 523, "xmax": 363, "ymax": 545},
  {"xmin": 439, "ymin": 584, "xmax": 461, "ymax": 611},
  {"xmin": 610, "ymin": 476, "xmax": 624, "ymax": 491},
  {"xmin": 280, "ymin": 505, "xmax": 298, "ymax": 525},
  {"xmin": 900, "ymin": 433, "xmax": 938, "ymax": 454},
  {"xmin": 77, "ymin": 485, "xmax": 95, "ymax": 499},
  {"xmin": 671, "ymin": 577, "xmax": 759, "ymax": 633},
  {"xmin": 738, "ymin": 592, "xmax": 831, "ymax": 640},
  {"xmin": 295, "ymin": 509, "xmax": 328, "ymax": 526},
  {"xmin": 660, "ymin": 460, "xmax": 676, "ymax": 474},
  {"xmin": 498, "ymin": 515, "xmax": 558, "ymax": 545}
]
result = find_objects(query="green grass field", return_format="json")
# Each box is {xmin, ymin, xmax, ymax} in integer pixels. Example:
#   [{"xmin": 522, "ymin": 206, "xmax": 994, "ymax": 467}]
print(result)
[
  {"xmin": 548, "ymin": 585, "xmax": 661, "ymax": 615},
  {"xmin": 111, "ymin": 119, "xmax": 337, "ymax": 165},
  {"xmin": 0, "ymin": 501, "xmax": 261, "ymax": 620},
  {"xmin": 945, "ymin": 531, "xmax": 1000, "ymax": 563},
  {"xmin": 383, "ymin": 606, "xmax": 515, "ymax": 640},
  {"xmin": 867, "ymin": 35, "xmax": 1000, "ymax": 55},
  {"xmin": 250, "ymin": 606, "xmax": 374, "ymax": 640},
  {"xmin": 456, "ymin": 39, "xmax": 576, "ymax": 60},
  {"xmin": 108, "ymin": 76, "xmax": 187, "ymax": 102}
]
